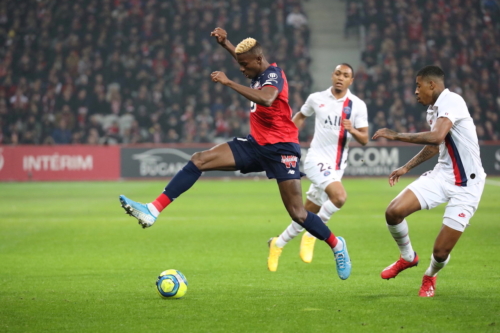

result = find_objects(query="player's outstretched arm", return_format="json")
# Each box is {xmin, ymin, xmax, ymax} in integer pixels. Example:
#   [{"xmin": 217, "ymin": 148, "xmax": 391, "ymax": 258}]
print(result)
[
  {"xmin": 292, "ymin": 112, "xmax": 307, "ymax": 129},
  {"xmin": 210, "ymin": 27, "xmax": 237, "ymax": 60},
  {"xmin": 211, "ymin": 71, "xmax": 278, "ymax": 106},
  {"xmin": 372, "ymin": 117, "xmax": 453, "ymax": 145},
  {"xmin": 389, "ymin": 145, "xmax": 439, "ymax": 186}
]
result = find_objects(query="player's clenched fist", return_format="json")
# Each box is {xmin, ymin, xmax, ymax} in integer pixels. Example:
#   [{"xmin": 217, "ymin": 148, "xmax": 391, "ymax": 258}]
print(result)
[
  {"xmin": 211, "ymin": 71, "xmax": 230, "ymax": 85},
  {"xmin": 210, "ymin": 27, "xmax": 228, "ymax": 45}
]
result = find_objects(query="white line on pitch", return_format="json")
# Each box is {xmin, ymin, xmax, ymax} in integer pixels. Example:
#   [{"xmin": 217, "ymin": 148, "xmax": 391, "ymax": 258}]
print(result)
[{"xmin": 486, "ymin": 179, "xmax": 500, "ymax": 186}]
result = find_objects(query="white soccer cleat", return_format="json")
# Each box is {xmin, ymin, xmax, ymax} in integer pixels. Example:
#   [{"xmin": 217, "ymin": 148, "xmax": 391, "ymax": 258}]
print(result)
[{"xmin": 119, "ymin": 195, "xmax": 156, "ymax": 228}]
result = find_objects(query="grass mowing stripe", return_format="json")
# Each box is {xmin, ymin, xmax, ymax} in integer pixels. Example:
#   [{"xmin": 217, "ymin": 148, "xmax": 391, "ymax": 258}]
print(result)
[{"xmin": 0, "ymin": 178, "xmax": 499, "ymax": 332}]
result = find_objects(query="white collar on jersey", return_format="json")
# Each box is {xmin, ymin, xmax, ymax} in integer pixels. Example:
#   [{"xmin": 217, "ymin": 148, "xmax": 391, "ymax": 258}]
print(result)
[
  {"xmin": 427, "ymin": 88, "xmax": 450, "ymax": 113},
  {"xmin": 326, "ymin": 87, "xmax": 352, "ymax": 102}
]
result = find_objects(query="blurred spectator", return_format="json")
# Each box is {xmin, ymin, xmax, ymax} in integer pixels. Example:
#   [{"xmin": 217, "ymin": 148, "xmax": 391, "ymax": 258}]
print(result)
[
  {"xmin": 0, "ymin": 0, "xmax": 310, "ymax": 145},
  {"xmin": 352, "ymin": 0, "xmax": 500, "ymax": 141}
]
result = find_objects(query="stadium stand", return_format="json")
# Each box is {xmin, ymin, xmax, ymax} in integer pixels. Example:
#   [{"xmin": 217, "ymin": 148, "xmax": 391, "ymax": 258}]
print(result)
[
  {"xmin": 349, "ymin": 0, "xmax": 500, "ymax": 141},
  {"xmin": 0, "ymin": 0, "xmax": 312, "ymax": 144}
]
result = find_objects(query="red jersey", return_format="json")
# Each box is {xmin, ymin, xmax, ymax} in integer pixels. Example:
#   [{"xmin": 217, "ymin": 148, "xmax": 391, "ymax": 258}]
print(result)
[{"xmin": 249, "ymin": 63, "xmax": 299, "ymax": 145}]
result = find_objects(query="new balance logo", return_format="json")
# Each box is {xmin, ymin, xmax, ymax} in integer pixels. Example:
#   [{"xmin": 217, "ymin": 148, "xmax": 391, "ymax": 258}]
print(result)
[
  {"xmin": 281, "ymin": 155, "xmax": 298, "ymax": 168},
  {"xmin": 458, "ymin": 213, "xmax": 466, "ymax": 218},
  {"xmin": 288, "ymin": 170, "xmax": 295, "ymax": 174}
]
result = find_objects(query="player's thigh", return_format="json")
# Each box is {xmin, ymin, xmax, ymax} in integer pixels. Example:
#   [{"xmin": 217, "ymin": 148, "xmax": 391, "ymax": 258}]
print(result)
[
  {"xmin": 191, "ymin": 142, "xmax": 236, "ymax": 171},
  {"xmin": 386, "ymin": 188, "xmax": 423, "ymax": 220},
  {"xmin": 278, "ymin": 179, "xmax": 307, "ymax": 221},
  {"xmin": 324, "ymin": 180, "xmax": 347, "ymax": 203},
  {"xmin": 406, "ymin": 171, "xmax": 449, "ymax": 210},
  {"xmin": 443, "ymin": 180, "xmax": 485, "ymax": 231}
]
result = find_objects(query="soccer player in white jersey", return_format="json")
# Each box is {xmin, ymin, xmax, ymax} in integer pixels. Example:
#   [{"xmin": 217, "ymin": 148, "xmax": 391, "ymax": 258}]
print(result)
[
  {"xmin": 267, "ymin": 63, "xmax": 369, "ymax": 272},
  {"xmin": 372, "ymin": 65, "xmax": 486, "ymax": 297}
]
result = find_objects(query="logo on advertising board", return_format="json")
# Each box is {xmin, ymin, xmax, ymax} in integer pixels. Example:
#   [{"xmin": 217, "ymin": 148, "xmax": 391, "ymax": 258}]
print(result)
[
  {"xmin": 23, "ymin": 154, "xmax": 93, "ymax": 171},
  {"xmin": 121, "ymin": 147, "xmax": 267, "ymax": 178},
  {"xmin": 0, "ymin": 146, "xmax": 119, "ymax": 181},
  {"xmin": 344, "ymin": 147, "xmax": 399, "ymax": 176},
  {"xmin": 132, "ymin": 148, "xmax": 191, "ymax": 177}
]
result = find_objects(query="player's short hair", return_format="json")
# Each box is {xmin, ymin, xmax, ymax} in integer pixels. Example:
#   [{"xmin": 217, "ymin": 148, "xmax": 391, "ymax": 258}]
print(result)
[
  {"xmin": 339, "ymin": 63, "xmax": 354, "ymax": 77},
  {"xmin": 416, "ymin": 65, "xmax": 445, "ymax": 81},
  {"xmin": 235, "ymin": 38, "xmax": 262, "ymax": 55}
]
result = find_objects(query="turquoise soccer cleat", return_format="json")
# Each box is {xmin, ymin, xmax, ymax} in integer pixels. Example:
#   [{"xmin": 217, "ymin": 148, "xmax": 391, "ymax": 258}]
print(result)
[
  {"xmin": 119, "ymin": 195, "xmax": 156, "ymax": 228},
  {"xmin": 333, "ymin": 236, "xmax": 352, "ymax": 280}
]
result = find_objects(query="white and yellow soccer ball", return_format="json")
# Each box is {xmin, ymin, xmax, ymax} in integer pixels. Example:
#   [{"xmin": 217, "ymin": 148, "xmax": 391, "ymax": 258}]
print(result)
[{"xmin": 156, "ymin": 269, "xmax": 188, "ymax": 299}]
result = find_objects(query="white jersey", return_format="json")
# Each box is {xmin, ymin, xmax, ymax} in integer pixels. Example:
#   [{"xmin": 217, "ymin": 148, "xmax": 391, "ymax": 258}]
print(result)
[
  {"xmin": 426, "ymin": 88, "xmax": 486, "ymax": 187},
  {"xmin": 300, "ymin": 88, "xmax": 368, "ymax": 170}
]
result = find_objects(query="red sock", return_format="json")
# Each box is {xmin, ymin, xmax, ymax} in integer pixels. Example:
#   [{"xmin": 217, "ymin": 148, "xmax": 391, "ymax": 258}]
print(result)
[
  {"xmin": 325, "ymin": 232, "xmax": 338, "ymax": 248},
  {"xmin": 152, "ymin": 193, "xmax": 172, "ymax": 212}
]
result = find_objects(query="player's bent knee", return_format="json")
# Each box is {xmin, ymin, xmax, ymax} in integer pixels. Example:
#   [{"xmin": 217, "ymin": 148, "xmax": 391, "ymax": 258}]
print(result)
[
  {"xmin": 190, "ymin": 151, "xmax": 210, "ymax": 170},
  {"xmin": 385, "ymin": 201, "xmax": 406, "ymax": 224},
  {"xmin": 333, "ymin": 194, "xmax": 347, "ymax": 208},
  {"xmin": 432, "ymin": 250, "xmax": 450, "ymax": 263}
]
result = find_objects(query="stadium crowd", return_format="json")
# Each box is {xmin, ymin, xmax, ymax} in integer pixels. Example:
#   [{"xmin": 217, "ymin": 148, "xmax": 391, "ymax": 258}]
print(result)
[
  {"xmin": 0, "ymin": 0, "xmax": 312, "ymax": 145},
  {"xmin": 1, "ymin": 0, "xmax": 499, "ymax": 145},
  {"xmin": 348, "ymin": 0, "xmax": 500, "ymax": 141}
]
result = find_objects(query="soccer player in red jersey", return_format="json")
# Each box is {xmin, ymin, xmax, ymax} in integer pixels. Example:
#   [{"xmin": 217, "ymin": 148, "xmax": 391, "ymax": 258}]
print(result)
[{"xmin": 119, "ymin": 28, "xmax": 351, "ymax": 279}]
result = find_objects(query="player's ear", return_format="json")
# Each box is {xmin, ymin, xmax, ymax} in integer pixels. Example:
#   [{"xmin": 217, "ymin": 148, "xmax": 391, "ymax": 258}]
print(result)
[{"xmin": 429, "ymin": 80, "xmax": 435, "ymax": 90}]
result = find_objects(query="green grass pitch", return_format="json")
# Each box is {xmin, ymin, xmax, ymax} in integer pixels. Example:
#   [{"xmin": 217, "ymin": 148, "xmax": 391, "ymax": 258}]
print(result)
[{"xmin": 1, "ymin": 177, "xmax": 499, "ymax": 332}]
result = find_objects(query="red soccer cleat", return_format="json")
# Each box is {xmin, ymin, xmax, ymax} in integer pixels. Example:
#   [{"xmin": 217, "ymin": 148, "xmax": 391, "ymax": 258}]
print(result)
[
  {"xmin": 381, "ymin": 252, "xmax": 419, "ymax": 279},
  {"xmin": 419, "ymin": 275, "xmax": 437, "ymax": 297}
]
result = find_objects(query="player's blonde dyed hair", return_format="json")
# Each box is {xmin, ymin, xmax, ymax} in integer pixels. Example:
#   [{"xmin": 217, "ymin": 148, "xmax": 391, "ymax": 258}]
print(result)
[{"xmin": 235, "ymin": 38, "xmax": 258, "ymax": 54}]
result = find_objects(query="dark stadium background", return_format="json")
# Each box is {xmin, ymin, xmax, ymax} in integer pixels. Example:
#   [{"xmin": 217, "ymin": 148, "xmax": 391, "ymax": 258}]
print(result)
[{"xmin": 0, "ymin": 0, "xmax": 499, "ymax": 181}]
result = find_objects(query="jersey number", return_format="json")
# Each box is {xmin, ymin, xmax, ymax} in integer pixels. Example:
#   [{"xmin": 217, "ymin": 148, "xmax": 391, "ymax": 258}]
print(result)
[{"xmin": 317, "ymin": 163, "xmax": 332, "ymax": 172}]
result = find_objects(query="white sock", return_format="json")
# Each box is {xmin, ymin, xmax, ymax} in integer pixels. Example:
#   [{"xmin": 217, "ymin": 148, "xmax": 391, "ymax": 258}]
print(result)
[
  {"xmin": 333, "ymin": 237, "xmax": 344, "ymax": 252},
  {"xmin": 304, "ymin": 200, "xmax": 340, "ymax": 238},
  {"xmin": 425, "ymin": 254, "xmax": 450, "ymax": 277},
  {"xmin": 147, "ymin": 203, "xmax": 160, "ymax": 217},
  {"xmin": 318, "ymin": 200, "xmax": 340, "ymax": 222},
  {"xmin": 387, "ymin": 219, "xmax": 415, "ymax": 262},
  {"xmin": 276, "ymin": 221, "xmax": 304, "ymax": 248}
]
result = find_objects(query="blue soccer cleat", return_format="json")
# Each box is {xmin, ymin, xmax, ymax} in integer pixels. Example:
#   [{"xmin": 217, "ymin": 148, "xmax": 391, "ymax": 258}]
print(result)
[
  {"xmin": 119, "ymin": 195, "xmax": 156, "ymax": 228},
  {"xmin": 333, "ymin": 236, "xmax": 352, "ymax": 280}
]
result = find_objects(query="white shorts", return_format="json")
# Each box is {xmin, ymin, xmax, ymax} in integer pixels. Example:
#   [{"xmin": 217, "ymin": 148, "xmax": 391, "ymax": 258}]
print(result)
[
  {"xmin": 304, "ymin": 154, "xmax": 344, "ymax": 206},
  {"xmin": 406, "ymin": 170, "xmax": 485, "ymax": 232}
]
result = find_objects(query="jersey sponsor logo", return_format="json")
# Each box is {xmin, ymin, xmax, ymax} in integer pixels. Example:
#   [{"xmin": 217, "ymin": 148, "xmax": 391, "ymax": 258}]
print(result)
[
  {"xmin": 281, "ymin": 155, "xmax": 298, "ymax": 168},
  {"xmin": 319, "ymin": 104, "xmax": 325, "ymax": 108},
  {"xmin": 343, "ymin": 106, "xmax": 352, "ymax": 115},
  {"xmin": 458, "ymin": 213, "xmax": 466, "ymax": 218}
]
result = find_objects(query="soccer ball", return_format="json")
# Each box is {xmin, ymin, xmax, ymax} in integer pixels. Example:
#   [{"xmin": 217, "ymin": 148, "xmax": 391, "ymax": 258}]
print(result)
[{"xmin": 156, "ymin": 269, "xmax": 188, "ymax": 299}]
